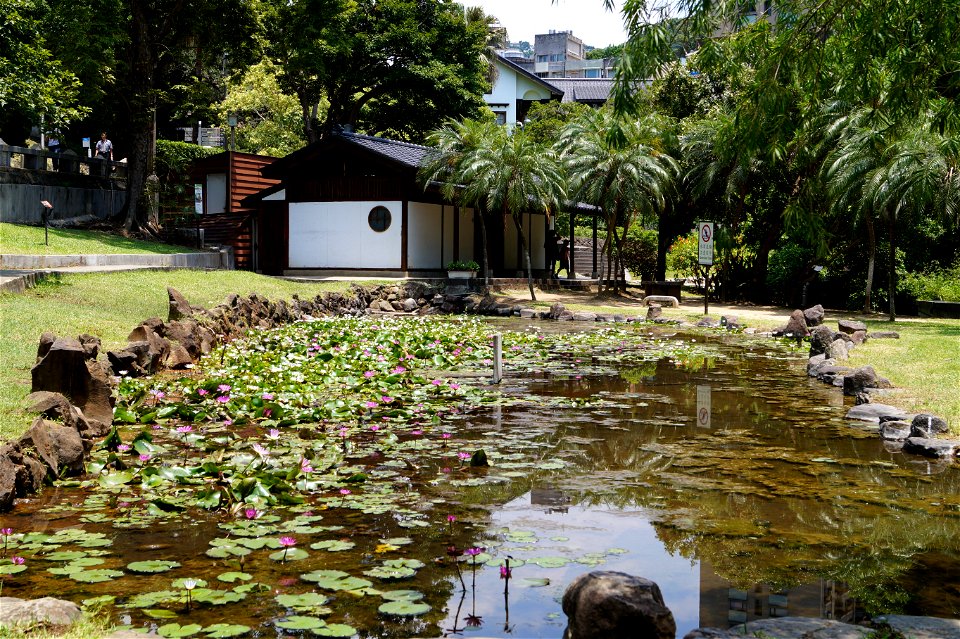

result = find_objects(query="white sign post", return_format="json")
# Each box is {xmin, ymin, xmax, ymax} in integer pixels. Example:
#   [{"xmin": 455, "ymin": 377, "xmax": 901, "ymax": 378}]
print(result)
[
  {"xmin": 696, "ymin": 385, "xmax": 712, "ymax": 429},
  {"xmin": 697, "ymin": 222, "xmax": 714, "ymax": 315}
]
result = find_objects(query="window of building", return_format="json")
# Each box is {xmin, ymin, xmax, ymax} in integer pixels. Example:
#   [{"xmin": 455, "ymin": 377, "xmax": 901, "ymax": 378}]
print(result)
[
  {"xmin": 584, "ymin": 69, "xmax": 600, "ymax": 78},
  {"xmin": 368, "ymin": 206, "xmax": 392, "ymax": 232},
  {"xmin": 549, "ymin": 53, "xmax": 563, "ymax": 62},
  {"xmin": 493, "ymin": 111, "xmax": 507, "ymax": 126},
  {"xmin": 537, "ymin": 55, "xmax": 548, "ymax": 62}
]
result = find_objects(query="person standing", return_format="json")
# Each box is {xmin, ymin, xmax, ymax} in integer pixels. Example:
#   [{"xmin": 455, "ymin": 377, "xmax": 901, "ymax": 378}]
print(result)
[
  {"xmin": 95, "ymin": 132, "xmax": 113, "ymax": 160},
  {"xmin": 558, "ymin": 238, "xmax": 571, "ymax": 278},
  {"xmin": 544, "ymin": 228, "xmax": 558, "ymax": 278}
]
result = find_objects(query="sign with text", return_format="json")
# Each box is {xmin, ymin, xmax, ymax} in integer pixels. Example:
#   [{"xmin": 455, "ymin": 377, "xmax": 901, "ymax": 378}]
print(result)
[
  {"xmin": 696, "ymin": 385, "xmax": 712, "ymax": 428},
  {"xmin": 698, "ymin": 222, "xmax": 714, "ymax": 266},
  {"xmin": 194, "ymin": 184, "xmax": 203, "ymax": 215}
]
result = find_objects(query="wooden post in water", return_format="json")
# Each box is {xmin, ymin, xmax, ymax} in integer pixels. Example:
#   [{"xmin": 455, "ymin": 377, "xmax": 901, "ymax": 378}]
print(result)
[{"xmin": 492, "ymin": 333, "xmax": 503, "ymax": 384}]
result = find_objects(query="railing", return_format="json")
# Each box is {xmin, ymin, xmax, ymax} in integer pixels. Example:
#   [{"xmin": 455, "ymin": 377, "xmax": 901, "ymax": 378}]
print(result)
[{"xmin": 0, "ymin": 144, "xmax": 127, "ymax": 180}]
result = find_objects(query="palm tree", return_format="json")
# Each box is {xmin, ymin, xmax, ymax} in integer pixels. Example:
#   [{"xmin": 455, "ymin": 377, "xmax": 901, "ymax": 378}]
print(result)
[
  {"xmin": 462, "ymin": 6, "xmax": 507, "ymax": 86},
  {"xmin": 560, "ymin": 109, "xmax": 678, "ymax": 294},
  {"xmin": 461, "ymin": 127, "xmax": 565, "ymax": 300},
  {"xmin": 421, "ymin": 119, "xmax": 499, "ymax": 284}
]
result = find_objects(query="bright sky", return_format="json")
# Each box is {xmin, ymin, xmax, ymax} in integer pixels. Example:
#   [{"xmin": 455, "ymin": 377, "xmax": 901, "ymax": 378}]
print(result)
[{"xmin": 470, "ymin": 0, "xmax": 628, "ymax": 49}]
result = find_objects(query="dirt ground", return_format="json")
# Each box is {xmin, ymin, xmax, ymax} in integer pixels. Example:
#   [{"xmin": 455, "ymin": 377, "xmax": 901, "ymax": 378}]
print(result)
[{"xmin": 490, "ymin": 285, "xmax": 882, "ymax": 331}]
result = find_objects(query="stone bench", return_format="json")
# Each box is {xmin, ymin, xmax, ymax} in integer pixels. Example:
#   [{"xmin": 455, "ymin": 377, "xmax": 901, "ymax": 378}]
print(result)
[{"xmin": 642, "ymin": 295, "xmax": 679, "ymax": 308}]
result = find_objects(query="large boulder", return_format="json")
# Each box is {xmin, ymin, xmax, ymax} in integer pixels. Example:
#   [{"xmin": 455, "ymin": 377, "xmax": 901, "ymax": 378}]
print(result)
[
  {"xmin": 843, "ymin": 366, "xmax": 878, "ymax": 395},
  {"xmin": 825, "ymin": 339, "xmax": 850, "ymax": 361},
  {"xmin": 684, "ymin": 617, "xmax": 872, "ymax": 639},
  {"xmin": 780, "ymin": 310, "xmax": 808, "ymax": 337},
  {"xmin": 548, "ymin": 302, "xmax": 566, "ymax": 319},
  {"xmin": 30, "ymin": 336, "xmax": 114, "ymax": 425},
  {"xmin": 802, "ymin": 304, "xmax": 825, "ymax": 327},
  {"xmin": 880, "ymin": 421, "xmax": 912, "ymax": 441},
  {"xmin": 17, "ymin": 418, "xmax": 85, "ymax": 478},
  {"xmin": 0, "ymin": 453, "xmax": 17, "ymax": 511},
  {"xmin": 0, "ymin": 597, "xmax": 82, "ymax": 627},
  {"xmin": 562, "ymin": 571, "xmax": 676, "ymax": 639},
  {"xmin": 846, "ymin": 403, "xmax": 909, "ymax": 423},
  {"xmin": 167, "ymin": 287, "xmax": 195, "ymax": 321},
  {"xmin": 838, "ymin": 319, "xmax": 867, "ymax": 334},
  {"xmin": 903, "ymin": 437, "xmax": 960, "ymax": 458}
]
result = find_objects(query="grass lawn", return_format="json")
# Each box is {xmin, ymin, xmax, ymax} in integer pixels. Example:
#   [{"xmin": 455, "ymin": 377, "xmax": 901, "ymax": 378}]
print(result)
[
  {"xmin": 0, "ymin": 270, "xmax": 360, "ymax": 440},
  {"xmin": 0, "ymin": 222, "xmax": 196, "ymax": 255},
  {"xmin": 847, "ymin": 317, "xmax": 960, "ymax": 430}
]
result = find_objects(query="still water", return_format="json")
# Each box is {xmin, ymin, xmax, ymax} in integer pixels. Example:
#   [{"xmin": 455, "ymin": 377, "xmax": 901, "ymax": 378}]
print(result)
[{"xmin": 2, "ymin": 320, "xmax": 959, "ymax": 638}]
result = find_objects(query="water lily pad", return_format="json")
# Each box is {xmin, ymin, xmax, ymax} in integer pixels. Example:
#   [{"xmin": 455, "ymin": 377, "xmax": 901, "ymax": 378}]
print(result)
[
  {"xmin": 128, "ymin": 590, "xmax": 179, "ymax": 608},
  {"xmin": 158, "ymin": 622, "xmax": 203, "ymax": 637},
  {"xmin": 529, "ymin": 556, "xmax": 570, "ymax": 568},
  {"xmin": 269, "ymin": 547, "xmax": 309, "ymax": 562},
  {"xmin": 505, "ymin": 530, "xmax": 538, "ymax": 543},
  {"xmin": 203, "ymin": 624, "xmax": 251, "ymax": 637},
  {"xmin": 70, "ymin": 568, "xmax": 124, "ymax": 583},
  {"xmin": 378, "ymin": 600, "xmax": 431, "ymax": 617},
  {"xmin": 216, "ymin": 571, "xmax": 252, "ymax": 583},
  {"xmin": 520, "ymin": 577, "xmax": 551, "ymax": 587},
  {"xmin": 485, "ymin": 557, "xmax": 526, "ymax": 568},
  {"xmin": 309, "ymin": 540, "xmax": 355, "ymax": 552},
  {"xmin": 606, "ymin": 547, "xmax": 629, "ymax": 555},
  {"xmin": 314, "ymin": 623, "xmax": 357, "ymax": 637},
  {"xmin": 378, "ymin": 537, "xmax": 413, "ymax": 546},
  {"xmin": 380, "ymin": 590, "xmax": 424, "ymax": 602},
  {"xmin": 301, "ymin": 570, "xmax": 373, "ymax": 592},
  {"xmin": 0, "ymin": 564, "xmax": 28, "ymax": 575},
  {"xmin": 192, "ymin": 589, "xmax": 245, "ymax": 605},
  {"xmin": 128, "ymin": 560, "xmax": 181, "ymax": 573},
  {"xmin": 82, "ymin": 595, "xmax": 116, "ymax": 607},
  {"xmin": 144, "ymin": 609, "xmax": 180, "ymax": 619},
  {"xmin": 172, "ymin": 577, "xmax": 209, "ymax": 589},
  {"xmin": 44, "ymin": 550, "xmax": 87, "ymax": 561},
  {"xmin": 275, "ymin": 592, "xmax": 331, "ymax": 610},
  {"xmin": 275, "ymin": 615, "xmax": 325, "ymax": 630},
  {"xmin": 363, "ymin": 565, "xmax": 415, "ymax": 580}
]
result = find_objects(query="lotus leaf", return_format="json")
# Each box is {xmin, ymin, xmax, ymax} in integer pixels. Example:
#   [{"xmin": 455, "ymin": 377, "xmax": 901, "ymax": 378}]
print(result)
[
  {"xmin": 144, "ymin": 609, "xmax": 179, "ymax": 619},
  {"xmin": 158, "ymin": 622, "xmax": 203, "ymax": 637},
  {"xmin": 309, "ymin": 540, "xmax": 355, "ymax": 552},
  {"xmin": 485, "ymin": 557, "xmax": 525, "ymax": 568},
  {"xmin": 81, "ymin": 595, "xmax": 116, "ymax": 607},
  {"xmin": 0, "ymin": 564, "xmax": 28, "ymax": 575},
  {"xmin": 363, "ymin": 565, "xmax": 415, "ymax": 580},
  {"xmin": 98, "ymin": 471, "xmax": 135, "ymax": 488},
  {"xmin": 192, "ymin": 590, "xmax": 245, "ymax": 605},
  {"xmin": 44, "ymin": 550, "xmax": 87, "ymax": 561},
  {"xmin": 216, "ymin": 571, "xmax": 252, "ymax": 583},
  {"xmin": 233, "ymin": 582, "xmax": 270, "ymax": 594},
  {"xmin": 128, "ymin": 591, "xmax": 179, "ymax": 607},
  {"xmin": 314, "ymin": 623, "xmax": 357, "ymax": 637},
  {"xmin": 128, "ymin": 560, "xmax": 181, "ymax": 573},
  {"xmin": 172, "ymin": 578, "xmax": 209, "ymax": 589},
  {"xmin": 529, "ymin": 556, "xmax": 570, "ymax": 568},
  {"xmin": 269, "ymin": 547, "xmax": 309, "ymax": 562},
  {"xmin": 70, "ymin": 569, "xmax": 124, "ymax": 583},
  {"xmin": 379, "ymin": 590, "xmax": 424, "ymax": 602},
  {"xmin": 275, "ymin": 592, "xmax": 330, "ymax": 609},
  {"xmin": 275, "ymin": 615, "xmax": 325, "ymax": 630},
  {"xmin": 377, "ymin": 600, "xmax": 431, "ymax": 616},
  {"xmin": 203, "ymin": 624, "xmax": 251, "ymax": 638},
  {"xmin": 301, "ymin": 570, "xmax": 373, "ymax": 591},
  {"xmin": 520, "ymin": 577, "xmax": 551, "ymax": 587}
]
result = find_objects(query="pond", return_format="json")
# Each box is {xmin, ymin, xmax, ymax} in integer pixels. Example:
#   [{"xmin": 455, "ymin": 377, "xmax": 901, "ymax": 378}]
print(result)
[{"xmin": 2, "ymin": 316, "xmax": 959, "ymax": 639}]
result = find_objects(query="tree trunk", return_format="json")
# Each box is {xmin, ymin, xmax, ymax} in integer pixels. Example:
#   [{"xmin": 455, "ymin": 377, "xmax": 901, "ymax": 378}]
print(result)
[
  {"xmin": 864, "ymin": 213, "xmax": 876, "ymax": 312},
  {"xmin": 887, "ymin": 212, "xmax": 896, "ymax": 322},
  {"xmin": 478, "ymin": 207, "xmax": 490, "ymax": 285},
  {"xmin": 751, "ymin": 214, "xmax": 782, "ymax": 303},
  {"xmin": 512, "ymin": 212, "xmax": 536, "ymax": 301}
]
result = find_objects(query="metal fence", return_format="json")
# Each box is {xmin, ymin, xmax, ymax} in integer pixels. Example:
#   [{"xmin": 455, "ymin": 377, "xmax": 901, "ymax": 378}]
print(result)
[{"xmin": 0, "ymin": 144, "xmax": 127, "ymax": 180}]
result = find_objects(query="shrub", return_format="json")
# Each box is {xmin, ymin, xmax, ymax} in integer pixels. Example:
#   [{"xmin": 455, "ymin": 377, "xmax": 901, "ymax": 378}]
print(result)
[
  {"xmin": 900, "ymin": 261, "xmax": 960, "ymax": 302},
  {"xmin": 620, "ymin": 227, "xmax": 658, "ymax": 281},
  {"xmin": 445, "ymin": 260, "xmax": 479, "ymax": 271}
]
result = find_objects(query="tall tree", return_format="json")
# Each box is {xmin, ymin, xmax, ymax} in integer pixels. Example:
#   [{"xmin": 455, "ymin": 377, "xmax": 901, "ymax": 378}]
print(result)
[
  {"xmin": 560, "ymin": 108, "xmax": 678, "ymax": 294},
  {"xmin": 269, "ymin": 0, "xmax": 489, "ymax": 143}
]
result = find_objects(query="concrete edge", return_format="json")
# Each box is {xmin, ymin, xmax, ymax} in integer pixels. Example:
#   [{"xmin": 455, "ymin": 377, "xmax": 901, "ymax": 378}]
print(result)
[{"xmin": 0, "ymin": 251, "xmax": 229, "ymax": 270}]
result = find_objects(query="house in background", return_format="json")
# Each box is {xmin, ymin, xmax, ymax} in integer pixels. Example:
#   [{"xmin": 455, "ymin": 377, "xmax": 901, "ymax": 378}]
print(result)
[
  {"xmin": 187, "ymin": 151, "xmax": 279, "ymax": 270},
  {"xmin": 485, "ymin": 56, "xmax": 563, "ymax": 126},
  {"xmin": 242, "ymin": 130, "xmax": 599, "ymax": 278}
]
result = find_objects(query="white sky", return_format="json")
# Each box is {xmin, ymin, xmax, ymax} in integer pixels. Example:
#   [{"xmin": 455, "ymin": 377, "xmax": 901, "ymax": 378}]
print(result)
[{"xmin": 469, "ymin": 0, "xmax": 628, "ymax": 49}]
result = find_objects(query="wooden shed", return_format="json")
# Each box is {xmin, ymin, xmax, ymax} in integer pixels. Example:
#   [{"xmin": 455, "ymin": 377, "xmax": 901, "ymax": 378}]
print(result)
[{"xmin": 188, "ymin": 151, "xmax": 279, "ymax": 270}]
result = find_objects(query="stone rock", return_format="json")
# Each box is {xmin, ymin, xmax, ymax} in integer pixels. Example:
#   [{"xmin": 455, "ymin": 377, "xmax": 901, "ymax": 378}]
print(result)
[
  {"xmin": 696, "ymin": 317, "xmax": 719, "ymax": 328},
  {"xmin": 849, "ymin": 330, "xmax": 867, "ymax": 345},
  {"xmin": 572, "ymin": 311, "xmax": 597, "ymax": 322},
  {"xmin": 36, "ymin": 331, "xmax": 56, "ymax": 361},
  {"xmin": 875, "ymin": 614, "xmax": 960, "ymax": 639},
  {"xmin": 31, "ymin": 336, "xmax": 114, "ymax": 425},
  {"xmin": 816, "ymin": 365, "xmax": 853, "ymax": 385},
  {"xmin": 826, "ymin": 339, "xmax": 850, "ymax": 361},
  {"xmin": 838, "ymin": 319, "xmax": 867, "ymax": 334},
  {"xmin": 684, "ymin": 617, "xmax": 873, "ymax": 639},
  {"xmin": 377, "ymin": 300, "xmax": 394, "ymax": 313},
  {"xmin": 809, "ymin": 325, "xmax": 837, "ymax": 356},
  {"xmin": 855, "ymin": 391, "xmax": 871, "ymax": 405},
  {"xmin": 106, "ymin": 348, "xmax": 141, "ymax": 376},
  {"xmin": 548, "ymin": 302, "xmax": 566, "ymax": 319},
  {"xmin": 720, "ymin": 315, "xmax": 740, "ymax": 330},
  {"xmin": 402, "ymin": 298, "xmax": 418, "ymax": 313},
  {"xmin": 870, "ymin": 331, "xmax": 900, "ymax": 339},
  {"xmin": 77, "ymin": 333, "xmax": 101, "ymax": 359},
  {"xmin": 846, "ymin": 403, "xmax": 908, "ymax": 423},
  {"xmin": 807, "ymin": 354, "xmax": 827, "ymax": 376},
  {"xmin": 880, "ymin": 420, "xmax": 912, "ymax": 440},
  {"xmin": 166, "ymin": 319, "xmax": 203, "ymax": 358},
  {"xmin": 557, "ymin": 310, "xmax": 574, "ymax": 321},
  {"xmin": 25, "ymin": 391, "xmax": 75, "ymax": 428},
  {"xmin": 167, "ymin": 286, "xmax": 194, "ymax": 321},
  {"xmin": 17, "ymin": 418, "xmax": 83, "ymax": 478},
  {"xmin": 562, "ymin": 571, "xmax": 676, "ymax": 639},
  {"xmin": 803, "ymin": 304, "xmax": 825, "ymax": 327},
  {"xmin": 125, "ymin": 326, "xmax": 171, "ymax": 374},
  {"xmin": 0, "ymin": 454, "xmax": 16, "ymax": 511},
  {"xmin": 903, "ymin": 437, "xmax": 959, "ymax": 458},
  {"xmin": 166, "ymin": 344, "xmax": 194, "ymax": 369},
  {"xmin": 910, "ymin": 413, "xmax": 950, "ymax": 438},
  {"xmin": 842, "ymin": 366, "xmax": 878, "ymax": 395},
  {"xmin": 646, "ymin": 305, "xmax": 662, "ymax": 320},
  {"xmin": 519, "ymin": 308, "xmax": 537, "ymax": 318},
  {"xmin": 0, "ymin": 597, "xmax": 82, "ymax": 626},
  {"xmin": 782, "ymin": 309, "xmax": 808, "ymax": 337}
]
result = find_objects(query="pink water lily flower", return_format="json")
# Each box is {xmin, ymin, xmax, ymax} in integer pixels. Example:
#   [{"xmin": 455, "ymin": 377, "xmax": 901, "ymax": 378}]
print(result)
[
  {"xmin": 216, "ymin": 395, "xmax": 230, "ymax": 403},
  {"xmin": 365, "ymin": 401, "xmax": 378, "ymax": 408},
  {"xmin": 218, "ymin": 384, "xmax": 231, "ymax": 392},
  {"xmin": 279, "ymin": 536, "xmax": 297, "ymax": 547},
  {"xmin": 262, "ymin": 393, "xmax": 274, "ymax": 400},
  {"xmin": 197, "ymin": 389, "xmax": 208, "ymax": 396},
  {"xmin": 364, "ymin": 371, "xmax": 376, "ymax": 378}
]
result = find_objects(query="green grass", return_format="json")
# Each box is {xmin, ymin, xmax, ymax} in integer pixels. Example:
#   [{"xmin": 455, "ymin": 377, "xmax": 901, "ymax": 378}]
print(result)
[
  {"xmin": 0, "ymin": 270, "xmax": 360, "ymax": 440},
  {"xmin": 0, "ymin": 222, "xmax": 194, "ymax": 255},
  {"xmin": 847, "ymin": 317, "xmax": 960, "ymax": 431}
]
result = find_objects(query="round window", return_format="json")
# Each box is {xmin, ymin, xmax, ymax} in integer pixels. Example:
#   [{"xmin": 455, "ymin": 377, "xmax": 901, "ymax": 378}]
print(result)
[{"xmin": 368, "ymin": 206, "xmax": 392, "ymax": 232}]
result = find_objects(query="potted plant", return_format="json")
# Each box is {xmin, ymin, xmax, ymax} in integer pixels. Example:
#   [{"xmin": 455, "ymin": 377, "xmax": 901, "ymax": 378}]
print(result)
[{"xmin": 446, "ymin": 260, "xmax": 479, "ymax": 279}]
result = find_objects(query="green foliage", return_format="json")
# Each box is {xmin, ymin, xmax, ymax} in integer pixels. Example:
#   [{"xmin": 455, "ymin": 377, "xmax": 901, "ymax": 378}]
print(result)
[
  {"xmin": 585, "ymin": 43, "xmax": 624, "ymax": 60},
  {"xmin": 154, "ymin": 141, "xmax": 218, "ymax": 218},
  {"xmin": 445, "ymin": 260, "xmax": 479, "ymax": 271},
  {"xmin": 523, "ymin": 101, "xmax": 592, "ymax": 144},
  {"xmin": 215, "ymin": 60, "xmax": 308, "ymax": 157},
  {"xmin": 619, "ymin": 227, "xmax": 658, "ymax": 280},
  {"xmin": 765, "ymin": 243, "xmax": 815, "ymax": 306},
  {"xmin": 667, "ymin": 231, "xmax": 705, "ymax": 281},
  {"xmin": 900, "ymin": 261, "xmax": 960, "ymax": 302}
]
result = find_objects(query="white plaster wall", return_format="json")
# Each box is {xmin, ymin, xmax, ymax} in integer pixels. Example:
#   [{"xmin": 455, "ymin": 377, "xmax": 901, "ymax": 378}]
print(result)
[
  {"xmin": 441, "ymin": 205, "xmax": 455, "ymax": 267},
  {"xmin": 206, "ymin": 173, "xmax": 227, "ymax": 214},
  {"xmin": 529, "ymin": 213, "xmax": 546, "ymax": 267},
  {"xmin": 485, "ymin": 60, "xmax": 518, "ymax": 124},
  {"xmin": 408, "ymin": 202, "xmax": 443, "ymax": 269},
  {"xmin": 459, "ymin": 208, "xmax": 475, "ymax": 261},
  {"xmin": 504, "ymin": 215, "xmax": 519, "ymax": 270},
  {"xmin": 288, "ymin": 201, "xmax": 401, "ymax": 269}
]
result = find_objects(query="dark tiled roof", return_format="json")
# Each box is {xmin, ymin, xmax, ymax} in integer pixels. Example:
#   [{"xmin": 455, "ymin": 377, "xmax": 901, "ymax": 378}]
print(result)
[
  {"xmin": 337, "ymin": 131, "xmax": 433, "ymax": 169},
  {"xmin": 544, "ymin": 78, "xmax": 614, "ymax": 104}
]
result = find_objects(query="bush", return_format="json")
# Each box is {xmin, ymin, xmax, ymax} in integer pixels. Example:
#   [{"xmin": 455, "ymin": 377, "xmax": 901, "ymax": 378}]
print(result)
[
  {"xmin": 620, "ymin": 227, "xmax": 658, "ymax": 280},
  {"xmin": 766, "ymin": 243, "xmax": 815, "ymax": 306},
  {"xmin": 155, "ymin": 140, "xmax": 219, "ymax": 221},
  {"xmin": 900, "ymin": 261, "xmax": 960, "ymax": 302}
]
